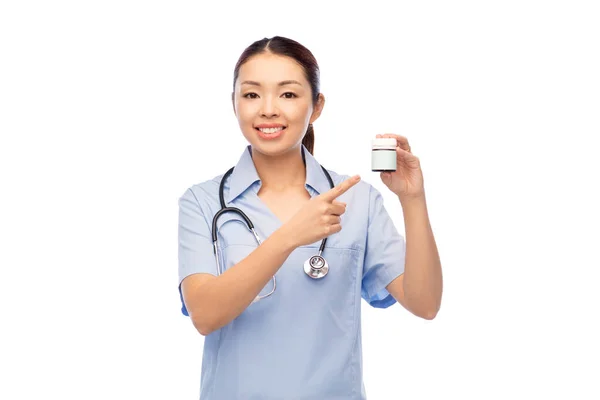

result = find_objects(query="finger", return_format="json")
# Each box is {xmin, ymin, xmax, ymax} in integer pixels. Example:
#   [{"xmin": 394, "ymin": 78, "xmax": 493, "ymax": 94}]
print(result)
[
  {"xmin": 397, "ymin": 147, "xmax": 420, "ymax": 164},
  {"xmin": 327, "ymin": 215, "xmax": 342, "ymax": 225},
  {"xmin": 327, "ymin": 223, "xmax": 342, "ymax": 235},
  {"xmin": 322, "ymin": 175, "xmax": 361, "ymax": 202},
  {"xmin": 380, "ymin": 171, "xmax": 392, "ymax": 180},
  {"xmin": 332, "ymin": 200, "xmax": 346, "ymax": 213},
  {"xmin": 330, "ymin": 203, "xmax": 347, "ymax": 216},
  {"xmin": 381, "ymin": 133, "xmax": 411, "ymax": 152}
]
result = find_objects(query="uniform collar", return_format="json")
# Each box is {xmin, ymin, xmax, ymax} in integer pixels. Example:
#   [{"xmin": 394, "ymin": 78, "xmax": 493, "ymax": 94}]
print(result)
[{"xmin": 227, "ymin": 144, "xmax": 332, "ymax": 204}]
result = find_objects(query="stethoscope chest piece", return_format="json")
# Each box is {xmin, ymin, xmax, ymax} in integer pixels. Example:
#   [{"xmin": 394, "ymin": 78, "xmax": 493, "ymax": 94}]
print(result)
[{"xmin": 304, "ymin": 255, "xmax": 329, "ymax": 279}]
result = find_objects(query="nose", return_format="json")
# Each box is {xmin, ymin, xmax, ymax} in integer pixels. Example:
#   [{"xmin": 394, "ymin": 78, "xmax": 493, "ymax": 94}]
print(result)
[{"xmin": 259, "ymin": 95, "xmax": 279, "ymax": 118}]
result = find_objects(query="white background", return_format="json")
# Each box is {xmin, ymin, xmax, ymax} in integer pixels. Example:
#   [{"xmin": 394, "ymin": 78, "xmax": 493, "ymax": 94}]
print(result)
[{"xmin": 1, "ymin": 1, "xmax": 599, "ymax": 399}]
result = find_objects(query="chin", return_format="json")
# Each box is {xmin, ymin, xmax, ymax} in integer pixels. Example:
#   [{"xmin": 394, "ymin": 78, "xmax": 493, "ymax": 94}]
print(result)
[{"xmin": 245, "ymin": 130, "xmax": 301, "ymax": 150}]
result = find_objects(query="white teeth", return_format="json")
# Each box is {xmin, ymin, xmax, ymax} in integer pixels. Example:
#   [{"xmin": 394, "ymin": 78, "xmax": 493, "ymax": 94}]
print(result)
[{"xmin": 258, "ymin": 127, "xmax": 284, "ymax": 134}]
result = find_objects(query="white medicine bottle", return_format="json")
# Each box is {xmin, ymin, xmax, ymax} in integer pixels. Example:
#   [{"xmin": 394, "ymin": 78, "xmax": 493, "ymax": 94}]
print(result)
[{"xmin": 371, "ymin": 138, "xmax": 397, "ymax": 172}]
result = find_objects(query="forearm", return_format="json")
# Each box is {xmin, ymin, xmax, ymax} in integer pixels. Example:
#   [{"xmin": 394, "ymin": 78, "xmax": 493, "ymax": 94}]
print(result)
[
  {"xmin": 199, "ymin": 227, "xmax": 297, "ymax": 334},
  {"xmin": 400, "ymin": 194, "xmax": 443, "ymax": 318}
]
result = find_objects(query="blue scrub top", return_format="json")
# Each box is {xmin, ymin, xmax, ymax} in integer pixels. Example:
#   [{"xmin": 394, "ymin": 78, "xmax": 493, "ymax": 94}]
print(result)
[{"xmin": 178, "ymin": 144, "xmax": 406, "ymax": 399}]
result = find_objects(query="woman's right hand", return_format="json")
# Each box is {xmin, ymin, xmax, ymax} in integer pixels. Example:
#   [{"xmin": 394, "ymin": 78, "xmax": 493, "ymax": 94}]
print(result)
[{"xmin": 281, "ymin": 175, "xmax": 361, "ymax": 248}]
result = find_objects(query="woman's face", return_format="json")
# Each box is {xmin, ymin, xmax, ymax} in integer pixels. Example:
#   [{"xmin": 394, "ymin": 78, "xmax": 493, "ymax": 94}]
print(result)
[{"xmin": 233, "ymin": 53, "xmax": 324, "ymax": 155}]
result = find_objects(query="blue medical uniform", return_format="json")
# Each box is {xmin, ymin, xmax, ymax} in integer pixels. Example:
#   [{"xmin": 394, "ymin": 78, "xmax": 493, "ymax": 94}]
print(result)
[{"xmin": 178, "ymin": 144, "xmax": 406, "ymax": 399}]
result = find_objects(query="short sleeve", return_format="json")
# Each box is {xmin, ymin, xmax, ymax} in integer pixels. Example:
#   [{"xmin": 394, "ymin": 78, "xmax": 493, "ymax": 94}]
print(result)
[
  {"xmin": 178, "ymin": 188, "xmax": 218, "ymax": 316},
  {"xmin": 361, "ymin": 185, "xmax": 406, "ymax": 308}
]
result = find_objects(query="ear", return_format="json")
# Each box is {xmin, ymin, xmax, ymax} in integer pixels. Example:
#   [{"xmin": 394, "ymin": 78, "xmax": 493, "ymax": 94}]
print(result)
[
  {"xmin": 231, "ymin": 92, "xmax": 236, "ymax": 116},
  {"xmin": 309, "ymin": 93, "xmax": 325, "ymax": 124}
]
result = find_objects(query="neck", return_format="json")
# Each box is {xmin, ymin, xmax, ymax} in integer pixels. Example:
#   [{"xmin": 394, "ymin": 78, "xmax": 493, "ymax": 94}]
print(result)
[{"xmin": 251, "ymin": 145, "xmax": 306, "ymax": 192}]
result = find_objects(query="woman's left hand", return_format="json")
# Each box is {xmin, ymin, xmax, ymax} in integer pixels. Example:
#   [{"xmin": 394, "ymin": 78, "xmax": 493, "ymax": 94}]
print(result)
[{"xmin": 376, "ymin": 133, "xmax": 425, "ymax": 200}]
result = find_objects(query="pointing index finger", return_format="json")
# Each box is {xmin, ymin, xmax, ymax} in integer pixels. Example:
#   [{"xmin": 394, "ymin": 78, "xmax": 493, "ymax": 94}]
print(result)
[{"xmin": 322, "ymin": 175, "xmax": 361, "ymax": 202}]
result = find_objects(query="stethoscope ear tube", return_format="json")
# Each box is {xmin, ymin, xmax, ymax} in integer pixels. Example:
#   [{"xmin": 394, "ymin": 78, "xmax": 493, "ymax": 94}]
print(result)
[{"xmin": 219, "ymin": 166, "xmax": 235, "ymax": 209}]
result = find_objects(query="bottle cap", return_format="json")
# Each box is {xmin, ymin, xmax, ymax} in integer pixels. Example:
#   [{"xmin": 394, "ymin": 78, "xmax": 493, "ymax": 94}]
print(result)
[{"xmin": 371, "ymin": 138, "xmax": 397, "ymax": 150}]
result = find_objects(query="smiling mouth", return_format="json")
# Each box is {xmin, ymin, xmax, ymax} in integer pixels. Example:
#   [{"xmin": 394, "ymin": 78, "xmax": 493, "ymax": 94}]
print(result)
[{"xmin": 256, "ymin": 126, "xmax": 286, "ymax": 134}]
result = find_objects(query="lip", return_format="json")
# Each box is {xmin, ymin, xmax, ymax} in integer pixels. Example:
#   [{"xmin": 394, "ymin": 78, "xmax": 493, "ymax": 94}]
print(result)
[
  {"xmin": 256, "ymin": 126, "xmax": 286, "ymax": 140},
  {"xmin": 254, "ymin": 123, "xmax": 286, "ymax": 129}
]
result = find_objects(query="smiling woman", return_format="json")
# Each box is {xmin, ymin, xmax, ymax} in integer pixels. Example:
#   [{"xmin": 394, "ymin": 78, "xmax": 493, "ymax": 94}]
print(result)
[
  {"xmin": 231, "ymin": 38, "xmax": 324, "ymax": 159},
  {"xmin": 177, "ymin": 36, "xmax": 442, "ymax": 400}
]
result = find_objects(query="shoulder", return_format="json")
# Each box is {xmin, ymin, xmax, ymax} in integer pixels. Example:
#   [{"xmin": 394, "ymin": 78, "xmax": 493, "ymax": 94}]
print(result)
[{"xmin": 178, "ymin": 173, "xmax": 225, "ymax": 209}]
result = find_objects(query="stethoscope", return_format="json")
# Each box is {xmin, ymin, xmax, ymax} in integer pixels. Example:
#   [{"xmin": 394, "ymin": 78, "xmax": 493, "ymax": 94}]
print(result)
[{"xmin": 211, "ymin": 146, "xmax": 335, "ymax": 302}]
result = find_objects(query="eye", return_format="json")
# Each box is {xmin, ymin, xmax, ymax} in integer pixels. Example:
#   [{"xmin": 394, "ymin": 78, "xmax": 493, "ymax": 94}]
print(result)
[
  {"xmin": 282, "ymin": 92, "xmax": 297, "ymax": 99},
  {"xmin": 243, "ymin": 92, "xmax": 258, "ymax": 99}
]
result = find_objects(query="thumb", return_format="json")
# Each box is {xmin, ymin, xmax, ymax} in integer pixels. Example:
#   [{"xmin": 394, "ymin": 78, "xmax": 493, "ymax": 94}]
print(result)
[{"xmin": 380, "ymin": 172, "xmax": 392, "ymax": 186}]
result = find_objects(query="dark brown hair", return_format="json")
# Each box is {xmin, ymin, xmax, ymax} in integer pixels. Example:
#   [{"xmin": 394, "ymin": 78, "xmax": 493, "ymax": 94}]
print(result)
[{"xmin": 233, "ymin": 36, "xmax": 321, "ymax": 155}]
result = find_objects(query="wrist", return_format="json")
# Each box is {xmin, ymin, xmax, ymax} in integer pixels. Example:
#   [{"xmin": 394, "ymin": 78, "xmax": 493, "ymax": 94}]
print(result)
[
  {"xmin": 398, "ymin": 193, "xmax": 426, "ymax": 207},
  {"xmin": 272, "ymin": 225, "xmax": 299, "ymax": 253}
]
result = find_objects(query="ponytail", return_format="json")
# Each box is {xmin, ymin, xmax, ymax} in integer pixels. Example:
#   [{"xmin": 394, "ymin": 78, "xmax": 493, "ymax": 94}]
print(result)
[{"xmin": 302, "ymin": 123, "xmax": 315, "ymax": 155}]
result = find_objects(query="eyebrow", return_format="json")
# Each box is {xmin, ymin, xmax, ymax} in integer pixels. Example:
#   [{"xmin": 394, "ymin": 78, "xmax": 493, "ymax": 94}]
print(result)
[{"xmin": 241, "ymin": 80, "xmax": 303, "ymax": 87}]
